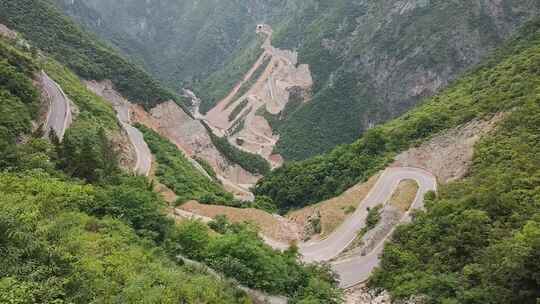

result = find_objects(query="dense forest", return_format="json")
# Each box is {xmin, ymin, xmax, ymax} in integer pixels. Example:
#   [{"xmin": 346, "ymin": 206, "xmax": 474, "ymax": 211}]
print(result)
[
  {"xmin": 0, "ymin": 25, "xmax": 341, "ymax": 303},
  {"xmin": 0, "ymin": 0, "xmax": 180, "ymax": 108},
  {"xmin": 255, "ymin": 18, "xmax": 540, "ymax": 214},
  {"xmin": 54, "ymin": 0, "xmax": 540, "ymax": 160}
]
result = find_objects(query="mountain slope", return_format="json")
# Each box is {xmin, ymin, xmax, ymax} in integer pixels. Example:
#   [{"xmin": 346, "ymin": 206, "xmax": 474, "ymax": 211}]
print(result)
[
  {"xmin": 370, "ymin": 22, "xmax": 540, "ymax": 303},
  {"xmin": 255, "ymin": 17, "xmax": 540, "ymax": 212},
  {"xmin": 270, "ymin": 0, "xmax": 540, "ymax": 159},
  {"xmin": 51, "ymin": 0, "xmax": 300, "ymax": 88},
  {"xmin": 0, "ymin": 18, "xmax": 343, "ymax": 304},
  {"xmin": 49, "ymin": 0, "xmax": 540, "ymax": 161},
  {"xmin": 0, "ymin": 0, "xmax": 179, "ymax": 108}
]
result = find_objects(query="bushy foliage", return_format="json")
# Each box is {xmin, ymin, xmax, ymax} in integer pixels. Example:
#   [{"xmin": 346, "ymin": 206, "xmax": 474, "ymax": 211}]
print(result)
[
  {"xmin": 270, "ymin": 0, "xmax": 540, "ymax": 160},
  {"xmin": 0, "ymin": 0, "xmax": 180, "ymax": 108},
  {"xmin": 0, "ymin": 39, "xmax": 39, "ymax": 142},
  {"xmin": 256, "ymin": 18, "xmax": 540, "ymax": 213},
  {"xmin": 169, "ymin": 218, "xmax": 343, "ymax": 302},
  {"xmin": 370, "ymin": 97, "xmax": 540, "ymax": 304},
  {"xmin": 137, "ymin": 124, "xmax": 237, "ymax": 206},
  {"xmin": 0, "ymin": 22, "xmax": 342, "ymax": 304},
  {"xmin": 0, "ymin": 172, "xmax": 250, "ymax": 304},
  {"xmin": 195, "ymin": 34, "xmax": 266, "ymax": 113},
  {"xmin": 207, "ymin": 125, "xmax": 271, "ymax": 175}
]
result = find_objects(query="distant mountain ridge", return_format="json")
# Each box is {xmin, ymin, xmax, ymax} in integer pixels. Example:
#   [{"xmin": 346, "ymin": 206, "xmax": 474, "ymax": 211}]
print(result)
[{"xmin": 50, "ymin": 0, "xmax": 540, "ymax": 160}]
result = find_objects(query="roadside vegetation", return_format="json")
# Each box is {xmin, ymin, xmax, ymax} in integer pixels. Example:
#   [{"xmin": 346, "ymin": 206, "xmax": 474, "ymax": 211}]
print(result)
[
  {"xmin": 370, "ymin": 85, "xmax": 540, "ymax": 304},
  {"xmin": 0, "ymin": 32, "xmax": 343, "ymax": 303},
  {"xmin": 0, "ymin": 0, "xmax": 179, "ymax": 108},
  {"xmin": 263, "ymin": 18, "xmax": 540, "ymax": 303},
  {"xmin": 255, "ymin": 19, "xmax": 540, "ymax": 213}
]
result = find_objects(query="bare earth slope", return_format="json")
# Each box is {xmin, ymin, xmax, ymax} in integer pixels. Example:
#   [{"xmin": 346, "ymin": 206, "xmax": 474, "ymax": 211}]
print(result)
[
  {"xmin": 132, "ymin": 101, "xmax": 258, "ymax": 200},
  {"xmin": 203, "ymin": 25, "xmax": 313, "ymax": 168}
]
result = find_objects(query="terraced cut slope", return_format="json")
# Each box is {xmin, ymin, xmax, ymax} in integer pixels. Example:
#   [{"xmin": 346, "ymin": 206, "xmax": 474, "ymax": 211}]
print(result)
[{"xmin": 203, "ymin": 25, "xmax": 313, "ymax": 168}]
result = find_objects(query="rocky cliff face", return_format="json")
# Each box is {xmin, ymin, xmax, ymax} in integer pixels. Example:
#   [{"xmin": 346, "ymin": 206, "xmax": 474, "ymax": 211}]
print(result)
[
  {"xmin": 270, "ymin": 0, "xmax": 540, "ymax": 159},
  {"xmin": 52, "ymin": 0, "xmax": 540, "ymax": 161}
]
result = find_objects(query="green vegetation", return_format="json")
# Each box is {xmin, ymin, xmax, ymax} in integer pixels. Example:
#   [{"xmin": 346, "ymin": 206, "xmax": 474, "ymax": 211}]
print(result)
[
  {"xmin": 0, "ymin": 39, "xmax": 39, "ymax": 143},
  {"xmin": 268, "ymin": 0, "xmax": 540, "ymax": 160},
  {"xmin": 196, "ymin": 34, "xmax": 266, "ymax": 113},
  {"xmin": 370, "ymin": 91, "xmax": 540, "ymax": 304},
  {"xmin": 228, "ymin": 99, "xmax": 249, "ymax": 122},
  {"xmin": 258, "ymin": 88, "xmax": 304, "ymax": 133},
  {"xmin": 255, "ymin": 18, "xmax": 540, "ymax": 213},
  {"xmin": 0, "ymin": 171, "xmax": 252, "ymax": 304},
  {"xmin": 0, "ymin": 19, "xmax": 343, "ymax": 304},
  {"xmin": 365, "ymin": 205, "xmax": 383, "ymax": 231},
  {"xmin": 172, "ymin": 218, "xmax": 342, "ymax": 302},
  {"xmin": 206, "ymin": 125, "xmax": 271, "ymax": 175},
  {"xmin": 194, "ymin": 156, "xmax": 219, "ymax": 181},
  {"xmin": 0, "ymin": 0, "xmax": 179, "ymax": 108},
  {"xmin": 137, "ymin": 124, "xmax": 237, "ymax": 206}
]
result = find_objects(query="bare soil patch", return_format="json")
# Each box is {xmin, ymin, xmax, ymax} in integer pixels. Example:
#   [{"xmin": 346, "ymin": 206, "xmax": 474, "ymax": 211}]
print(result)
[
  {"xmin": 180, "ymin": 201, "xmax": 301, "ymax": 243},
  {"xmin": 389, "ymin": 179, "xmax": 419, "ymax": 212},
  {"xmin": 287, "ymin": 173, "xmax": 381, "ymax": 238}
]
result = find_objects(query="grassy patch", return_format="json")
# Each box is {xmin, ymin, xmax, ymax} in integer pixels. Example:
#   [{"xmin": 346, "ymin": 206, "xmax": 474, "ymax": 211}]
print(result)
[
  {"xmin": 389, "ymin": 179, "xmax": 419, "ymax": 213},
  {"xmin": 228, "ymin": 99, "xmax": 249, "ymax": 122}
]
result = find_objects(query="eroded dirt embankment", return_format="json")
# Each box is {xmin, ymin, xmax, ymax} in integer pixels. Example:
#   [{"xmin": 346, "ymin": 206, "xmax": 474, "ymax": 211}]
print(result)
[
  {"xmin": 131, "ymin": 101, "xmax": 259, "ymax": 201},
  {"xmin": 392, "ymin": 113, "xmax": 506, "ymax": 184},
  {"xmin": 203, "ymin": 24, "xmax": 313, "ymax": 168}
]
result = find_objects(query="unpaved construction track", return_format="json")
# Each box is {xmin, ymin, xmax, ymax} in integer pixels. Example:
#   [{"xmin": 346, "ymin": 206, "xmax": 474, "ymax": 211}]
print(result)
[{"xmin": 203, "ymin": 24, "xmax": 312, "ymax": 168}]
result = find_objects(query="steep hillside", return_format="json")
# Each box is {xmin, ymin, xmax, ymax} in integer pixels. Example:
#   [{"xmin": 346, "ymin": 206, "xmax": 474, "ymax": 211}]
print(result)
[
  {"xmin": 256, "ymin": 18, "xmax": 540, "ymax": 212},
  {"xmin": 369, "ymin": 24, "xmax": 540, "ymax": 303},
  {"xmin": 0, "ymin": 24, "xmax": 342, "ymax": 304},
  {"xmin": 50, "ymin": 0, "xmax": 540, "ymax": 161},
  {"xmin": 270, "ymin": 0, "xmax": 540, "ymax": 159},
  {"xmin": 0, "ymin": 0, "xmax": 179, "ymax": 108},
  {"xmin": 250, "ymin": 17, "xmax": 540, "ymax": 303},
  {"xmin": 51, "ymin": 0, "xmax": 301, "ymax": 88}
]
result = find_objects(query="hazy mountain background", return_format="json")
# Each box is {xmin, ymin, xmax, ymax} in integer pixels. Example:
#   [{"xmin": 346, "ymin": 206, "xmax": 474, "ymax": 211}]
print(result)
[{"xmin": 52, "ymin": 0, "xmax": 540, "ymax": 159}]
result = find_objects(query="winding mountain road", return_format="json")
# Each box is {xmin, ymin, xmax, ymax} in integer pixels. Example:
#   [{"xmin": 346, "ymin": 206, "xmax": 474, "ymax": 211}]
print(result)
[
  {"xmin": 113, "ymin": 101, "xmax": 152, "ymax": 176},
  {"xmin": 40, "ymin": 71, "xmax": 72, "ymax": 140},
  {"xmin": 299, "ymin": 167, "xmax": 436, "ymax": 263},
  {"xmin": 174, "ymin": 166, "xmax": 437, "ymax": 289},
  {"xmin": 327, "ymin": 167, "xmax": 437, "ymax": 288}
]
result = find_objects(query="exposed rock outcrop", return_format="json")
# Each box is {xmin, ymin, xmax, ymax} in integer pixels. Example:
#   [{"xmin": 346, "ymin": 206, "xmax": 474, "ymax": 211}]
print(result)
[{"xmin": 393, "ymin": 113, "xmax": 505, "ymax": 183}]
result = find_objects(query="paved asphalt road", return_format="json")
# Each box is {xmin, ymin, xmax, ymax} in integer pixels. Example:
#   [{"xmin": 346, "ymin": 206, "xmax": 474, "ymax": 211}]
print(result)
[
  {"xmin": 41, "ymin": 71, "xmax": 72, "ymax": 140},
  {"xmin": 325, "ymin": 167, "xmax": 437, "ymax": 288},
  {"xmin": 113, "ymin": 101, "xmax": 152, "ymax": 176},
  {"xmin": 175, "ymin": 167, "xmax": 437, "ymax": 289},
  {"xmin": 122, "ymin": 122, "xmax": 152, "ymax": 176}
]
